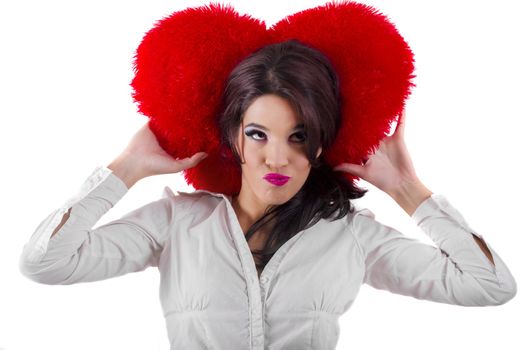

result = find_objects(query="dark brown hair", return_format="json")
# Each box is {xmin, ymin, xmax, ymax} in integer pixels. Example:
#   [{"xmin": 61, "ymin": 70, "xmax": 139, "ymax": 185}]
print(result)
[{"xmin": 218, "ymin": 39, "xmax": 367, "ymax": 273}]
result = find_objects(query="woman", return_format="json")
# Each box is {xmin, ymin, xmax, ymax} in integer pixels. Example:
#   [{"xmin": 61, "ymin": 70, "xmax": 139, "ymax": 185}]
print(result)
[{"xmin": 19, "ymin": 39, "xmax": 516, "ymax": 349}]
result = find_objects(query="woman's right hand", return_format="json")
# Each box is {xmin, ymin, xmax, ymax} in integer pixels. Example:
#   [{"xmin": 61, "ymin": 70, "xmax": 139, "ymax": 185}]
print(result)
[{"xmin": 108, "ymin": 122, "xmax": 208, "ymax": 188}]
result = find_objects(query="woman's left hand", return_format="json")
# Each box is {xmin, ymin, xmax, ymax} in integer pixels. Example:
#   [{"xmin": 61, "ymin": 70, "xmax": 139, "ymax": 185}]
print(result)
[{"xmin": 333, "ymin": 109, "xmax": 421, "ymax": 196}]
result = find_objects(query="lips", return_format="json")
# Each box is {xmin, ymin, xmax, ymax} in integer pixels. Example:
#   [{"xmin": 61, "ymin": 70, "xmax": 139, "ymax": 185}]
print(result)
[{"xmin": 263, "ymin": 173, "xmax": 291, "ymax": 186}]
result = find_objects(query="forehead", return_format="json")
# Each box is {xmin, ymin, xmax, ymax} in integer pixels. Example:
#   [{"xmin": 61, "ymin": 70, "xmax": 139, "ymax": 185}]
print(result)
[{"xmin": 243, "ymin": 94, "xmax": 302, "ymax": 128}]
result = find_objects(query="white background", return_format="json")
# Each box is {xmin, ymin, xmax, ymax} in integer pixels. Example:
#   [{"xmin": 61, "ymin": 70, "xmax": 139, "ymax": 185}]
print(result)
[{"xmin": 1, "ymin": 0, "xmax": 523, "ymax": 349}]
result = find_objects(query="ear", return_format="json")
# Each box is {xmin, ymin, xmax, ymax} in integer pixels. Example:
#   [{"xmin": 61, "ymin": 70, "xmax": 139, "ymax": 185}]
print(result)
[
  {"xmin": 235, "ymin": 125, "xmax": 246, "ymax": 163},
  {"xmin": 316, "ymin": 147, "xmax": 322, "ymax": 158}
]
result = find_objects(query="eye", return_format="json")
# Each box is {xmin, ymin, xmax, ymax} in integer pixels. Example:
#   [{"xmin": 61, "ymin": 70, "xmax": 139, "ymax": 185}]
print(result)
[
  {"xmin": 291, "ymin": 132, "xmax": 307, "ymax": 143},
  {"xmin": 245, "ymin": 129, "xmax": 307, "ymax": 143},
  {"xmin": 245, "ymin": 129, "xmax": 266, "ymax": 141}
]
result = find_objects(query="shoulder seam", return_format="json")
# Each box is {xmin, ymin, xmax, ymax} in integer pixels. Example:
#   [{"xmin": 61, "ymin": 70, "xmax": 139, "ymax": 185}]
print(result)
[{"xmin": 348, "ymin": 210, "xmax": 366, "ymax": 264}]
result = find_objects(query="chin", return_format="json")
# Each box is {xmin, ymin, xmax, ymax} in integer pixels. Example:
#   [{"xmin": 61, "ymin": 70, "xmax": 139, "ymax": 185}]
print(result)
[{"xmin": 261, "ymin": 189, "xmax": 296, "ymax": 205}]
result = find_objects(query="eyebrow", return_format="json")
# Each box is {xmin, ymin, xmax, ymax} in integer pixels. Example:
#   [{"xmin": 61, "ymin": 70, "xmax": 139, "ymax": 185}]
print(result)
[{"xmin": 245, "ymin": 123, "xmax": 305, "ymax": 131}]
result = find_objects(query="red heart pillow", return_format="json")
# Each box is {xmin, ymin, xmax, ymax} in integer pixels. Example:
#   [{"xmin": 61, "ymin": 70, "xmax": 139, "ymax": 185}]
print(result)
[{"xmin": 130, "ymin": 1, "xmax": 415, "ymax": 195}]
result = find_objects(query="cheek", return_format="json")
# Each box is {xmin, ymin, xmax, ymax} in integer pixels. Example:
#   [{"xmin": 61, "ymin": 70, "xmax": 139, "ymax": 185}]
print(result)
[
  {"xmin": 242, "ymin": 142, "xmax": 261, "ymax": 164},
  {"xmin": 299, "ymin": 158, "xmax": 314, "ymax": 178},
  {"xmin": 297, "ymin": 155, "xmax": 312, "ymax": 169}
]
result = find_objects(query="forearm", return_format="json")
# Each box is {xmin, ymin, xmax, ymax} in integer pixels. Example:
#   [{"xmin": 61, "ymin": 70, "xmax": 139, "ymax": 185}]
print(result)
[
  {"xmin": 20, "ymin": 166, "xmax": 130, "ymax": 284},
  {"xmin": 471, "ymin": 233, "xmax": 495, "ymax": 265},
  {"xmin": 387, "ymin": 179, "xmax": 433, "ymax": 217},
  {"xmin": 388, "ymin": 180, "xmax": 495, "ymax": 266},
  {"xmin": 107, "ymin": 153, "xmax": 143, "ymax": 189}
]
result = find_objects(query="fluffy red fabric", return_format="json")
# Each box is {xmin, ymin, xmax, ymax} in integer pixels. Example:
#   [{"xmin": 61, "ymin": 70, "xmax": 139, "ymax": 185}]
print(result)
[{"xmin": 130, "ymin": 1, "xmax": 415, "ymax": 195}]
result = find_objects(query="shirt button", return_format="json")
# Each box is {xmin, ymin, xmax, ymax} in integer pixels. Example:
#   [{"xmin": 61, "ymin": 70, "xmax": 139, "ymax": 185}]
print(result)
[{"xmin": 260, "ymin": 276, "xmax": 268, "ymax": 284}]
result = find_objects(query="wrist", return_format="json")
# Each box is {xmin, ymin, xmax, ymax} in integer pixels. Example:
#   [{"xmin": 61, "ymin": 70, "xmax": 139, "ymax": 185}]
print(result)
[
  {"xmin": 388, "ymin": 179, "xmax": 433, "ymax": 217},
  {"xmin": 107, "ymin": 153, "xmax": 143, "ymax": 189}
]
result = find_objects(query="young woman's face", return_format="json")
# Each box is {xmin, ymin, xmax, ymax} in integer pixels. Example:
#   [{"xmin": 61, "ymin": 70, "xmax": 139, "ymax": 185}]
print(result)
[{"xmin": 234, "ymin": 94, "xmax": 322, "ymax": 212}]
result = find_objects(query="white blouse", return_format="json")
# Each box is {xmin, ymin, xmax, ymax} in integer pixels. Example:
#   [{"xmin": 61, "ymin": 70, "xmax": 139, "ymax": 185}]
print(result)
[{"xmin": 19, "ymin": 166, "xmax": 517, "ymax": 350}]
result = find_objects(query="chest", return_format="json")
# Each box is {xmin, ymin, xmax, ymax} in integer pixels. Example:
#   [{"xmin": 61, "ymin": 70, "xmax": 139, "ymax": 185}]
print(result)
[
  {"xmin": 235, "ymin": 212, "xmax": 272, "ymax": 278},
  {"xmin": 246, "ymin": 231, "xmax": 269, "ymax": 278},
  {"xmin": 159, "ymin": 217, "xmax": 365, "ymax": 320}
]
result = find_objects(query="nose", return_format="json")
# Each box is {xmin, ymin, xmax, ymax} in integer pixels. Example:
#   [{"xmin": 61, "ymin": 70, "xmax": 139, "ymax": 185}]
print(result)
[{"xmin": 265, "ymin": 141, "xmax": 290, "ymax": 169}]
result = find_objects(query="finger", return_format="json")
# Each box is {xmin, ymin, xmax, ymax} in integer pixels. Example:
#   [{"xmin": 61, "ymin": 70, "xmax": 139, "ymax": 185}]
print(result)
[
  {"xmin": 175, "ymin": 152, "xmax": 207, "ymax": 162},
  {"xmin": 188, "ymin": 152, "xmax": 208, "ymax": 162},
  {"xmin": 333, "ymin": 163, "xmax": 365, "ymax": 178}
]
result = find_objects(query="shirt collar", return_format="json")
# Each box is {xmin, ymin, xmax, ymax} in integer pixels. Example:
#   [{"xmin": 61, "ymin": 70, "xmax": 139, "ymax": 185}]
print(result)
[{"xmin": 165, "ymin": 187, "xmax": 233, "ymax": 203}]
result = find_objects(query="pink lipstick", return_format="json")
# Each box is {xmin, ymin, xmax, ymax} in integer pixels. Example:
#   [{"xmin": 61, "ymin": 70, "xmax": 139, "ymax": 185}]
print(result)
[{"xmin": 263, "ymin": 173, "xmax": 291, "ymax": 186}]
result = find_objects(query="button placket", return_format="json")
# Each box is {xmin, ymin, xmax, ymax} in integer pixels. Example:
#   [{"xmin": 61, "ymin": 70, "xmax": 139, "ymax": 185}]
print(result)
[
  {"xmin": 223, "ymin": 199, "xmax": 266, "ymax": 349},
  {"xmin": 222, "ymin": 195, "xmax": 309, "ymax": 349}
]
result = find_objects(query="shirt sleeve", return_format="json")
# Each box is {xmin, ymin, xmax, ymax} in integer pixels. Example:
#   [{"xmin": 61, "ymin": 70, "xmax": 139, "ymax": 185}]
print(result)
[
  {"xmin": 19, "ymin": 166, "xmax": 173, "ymax": 285},
  {"xmin": 351, "ymin": 193, "xmax": 517, "ymax": 306}
]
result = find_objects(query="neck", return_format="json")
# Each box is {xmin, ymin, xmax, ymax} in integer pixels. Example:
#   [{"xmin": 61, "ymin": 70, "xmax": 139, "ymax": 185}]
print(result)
[
  {"xmin": 231, "ymin": 194, "xmax": 272, "ymax": 234},
  {"xmin": 231, "ymin": 195, "xmax": 277, "ymax": 242}
]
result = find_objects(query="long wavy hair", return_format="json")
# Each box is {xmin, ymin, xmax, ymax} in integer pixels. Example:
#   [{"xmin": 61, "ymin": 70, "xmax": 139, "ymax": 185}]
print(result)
[{"xmin": 218, "ymin": 39, "xmax": 368, "ymax": 273}]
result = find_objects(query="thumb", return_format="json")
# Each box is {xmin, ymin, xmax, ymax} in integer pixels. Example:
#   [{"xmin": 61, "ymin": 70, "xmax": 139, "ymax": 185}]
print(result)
[
  {"xmin": 173, "ymin": 152, "xmax": 208, "ymax": 168},
  {"xmin": 192, "ymin": 152, "xmax": 208, "ymax": 160},
  {"xmin": 333, "ymin": 163, "xmax": 365, "ymax": 178},
  {"xmin": 187, "ymin": 152, "xmax": 208, "ymax": 165}
]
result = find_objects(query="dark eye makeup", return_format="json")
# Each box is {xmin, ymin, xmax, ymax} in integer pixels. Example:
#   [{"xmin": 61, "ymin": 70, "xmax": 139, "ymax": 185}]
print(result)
[{"xmin": 244, "ymin": 129, "xmax": 306, "ymax": 143}]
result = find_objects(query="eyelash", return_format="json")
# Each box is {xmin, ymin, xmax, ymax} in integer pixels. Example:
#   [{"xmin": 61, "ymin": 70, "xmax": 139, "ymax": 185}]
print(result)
[{"xmin": 244, "ymin": 130, "xmax": 306, "ymax": 143}]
